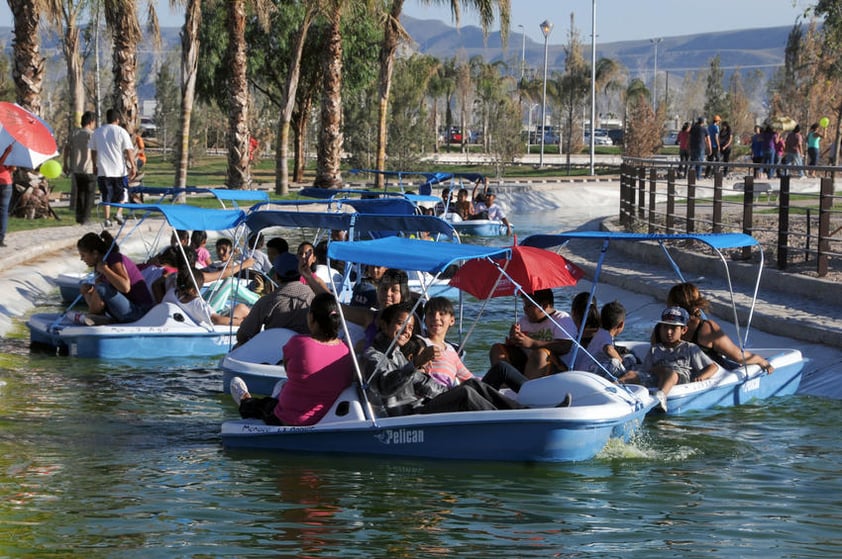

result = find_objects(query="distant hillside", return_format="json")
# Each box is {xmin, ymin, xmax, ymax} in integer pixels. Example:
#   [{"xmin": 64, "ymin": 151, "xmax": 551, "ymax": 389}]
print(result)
[
  {"xmin": 399, "ymin": 15, "xmax": 791, "ymax": 79},
  {"xmin": 1, "ymin": 17, "xmax": 791, "ymax": 101}
]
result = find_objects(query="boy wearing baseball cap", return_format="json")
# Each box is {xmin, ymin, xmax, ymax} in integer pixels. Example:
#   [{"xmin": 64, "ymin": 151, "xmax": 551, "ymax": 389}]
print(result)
[{"xmin": 621, "ymin": 306, "xmax": 718, "ymax": 412}]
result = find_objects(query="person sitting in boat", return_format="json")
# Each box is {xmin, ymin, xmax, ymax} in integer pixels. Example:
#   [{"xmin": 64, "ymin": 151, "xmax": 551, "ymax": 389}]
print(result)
[
  {"xmin": 163, "ymin": 268, "xmax": 249, "ymax": 327},
  {"xmin": 190, "ymin": 230, "xmax": 212, "ymax": 269},
  {"xmin": 361, "ymin": 302, "xmax": 532, "ymax": 417},
  {"xmin": 570, "ymin": 291, "xmax": 600, "ymax": 349},
  {"xmin": 453, "ymin": 188, "xmax": 476, "ymax": 221},
  {"xmin": 348, "ymin": 264, "xmax": 387, "ymax": 309},
  {"xmin": 245, "ymin": 232, "xmax": 272, "ymax": 274},
  {"xmin": 585, "ymin": 300, "xmax": 638, "ymax": 380},
  {"xmin": 313, "ymin": 240, "xmax": 343, "ymax": 287},
  {"xmin": 489, "ymin": 289, "xmax": 577, "ymax": 380},
  {"xmin": 418, "ymin": 297, "xmax": 529, "ymax": 392},
  {"xmin": 620, "ymin": 306, "xmax": 718, "ymax": 413},
  {"xmin": 201, "ymin": 237, "xmax": 254, "ymax": 283},
  {"xmin": 235, "ymin": 252, "xmax": 315, "ymax": 347},
  {"xmin": 314, "ymin": 267, "xmax": 413, "ymax": 353},
  {"xmin": 667, "ymin": 282, "xmax": 774, "ymax": 373},
  {"xmin": 228, "ymin": 293, "xmax": 354, "ymax": 426},
  {"xmin": 434, "ymin": 188, "xmax": 452, "ymax": 215},
  {"xmin": 147, "ymin": 245, "xmax": 196, "ymax": 302},
  {"xmin": 471, "ymin": 190, "xmax": 512, "ymax": 235},
  {"xmin": 76, "ymin": 231, "xmax": 155, "ymax": 324}
]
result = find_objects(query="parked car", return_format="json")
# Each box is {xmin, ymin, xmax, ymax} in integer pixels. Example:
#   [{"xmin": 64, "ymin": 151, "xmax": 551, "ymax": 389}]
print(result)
[
  {"xmin": 446, "ymin": 127, "xmax": 463, "ymax": 144},
  {"xmin": 530, "ymin": 126, "xmax": 559, "ymax": 144},
  {"xmin": 139, "ymin": 117, "xmax": 157, "ymax": 138},
  {"xmin": 662, "ymin": 130, "xmax": 679, "ymax": 146},
  {"xmin": 606, "ymin": 129, "xmax": 624, "ymax": 145},
  {"xmin": 584, "ymin": 129, "xmax": 613, "ymax": 145}
]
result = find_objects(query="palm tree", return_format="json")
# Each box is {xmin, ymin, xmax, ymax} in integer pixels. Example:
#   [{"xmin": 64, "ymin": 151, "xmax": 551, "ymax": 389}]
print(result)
[
  {"xmin": 275, "ymin": 5, "xmax": 315, "ymax": 195},
  {"xmin": 223, "ymin": 0, "xmax": 273, "ymax": 189},
  {"xmin": 313, "ymin": 0, "xmax": 346, "ymax": 189},
  {"xmin": 225, "ymin": 0, "xmax": 249, "ymax": 189},
  {"xmin": 372, "ymin": 0, "xmax": 510, "ymax": 187},
  {"xmin": 173, "ymin": 0, "xmax": 202, "ymax": 189},
  {"xmin": 103, "ymin": 0, "xmax": 143, "ymax": 131},
  {"xmin": 44, "ymin": 0, "xmax": 90, "ymax": 129},
  {"xmin": 7, "ymin": 0, "xmax": 45, "ymax": 114}
]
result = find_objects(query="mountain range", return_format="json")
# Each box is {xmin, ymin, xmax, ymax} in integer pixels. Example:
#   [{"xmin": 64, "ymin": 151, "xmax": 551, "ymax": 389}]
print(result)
[{"xmin": 1, "ymin": 16, "xmax": 792, "ymax": 101}]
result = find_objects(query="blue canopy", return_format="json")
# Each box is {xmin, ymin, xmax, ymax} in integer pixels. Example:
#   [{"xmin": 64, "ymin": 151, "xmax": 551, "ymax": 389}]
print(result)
[
  {"xmin": 328, "ymin": 237, "xmax": 510, "ymax": 274},
  {"xmin": 208, "ymin": 188, "xmax": 270, "ymax": 202},
  {"xmin": 245, "ymin": 210, "xmax": 457, "ymax": 240},
  {"xmin": 521, "ymin": 231, "xmax": 759, "ymax": 251},
  {"xmin": 108, "ymin": 203, "xmax": 246, "ymax": 231},
  {"xmin": 245, "ymin": 210, "xmax": 353, "ymax": 232},
  {"xmin": 127, "ymin": 186, "xmax": 269, "ymax": 203}
]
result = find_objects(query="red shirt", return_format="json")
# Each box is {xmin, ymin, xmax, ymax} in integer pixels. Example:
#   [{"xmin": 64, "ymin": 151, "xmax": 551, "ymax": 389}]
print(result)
[{"xmin": 0, "ymin": 164, "xmax": 13, "ymax": 185}]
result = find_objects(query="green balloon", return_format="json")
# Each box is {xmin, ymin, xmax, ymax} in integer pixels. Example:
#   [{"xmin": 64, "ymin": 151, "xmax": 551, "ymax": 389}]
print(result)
[
  {"xmin": 820, "ymin": 117, "xmax": 830, "ymax": 128},
  {"xmin": 40, "ymin": 159, "xmax": 62, "ymax": 179}
]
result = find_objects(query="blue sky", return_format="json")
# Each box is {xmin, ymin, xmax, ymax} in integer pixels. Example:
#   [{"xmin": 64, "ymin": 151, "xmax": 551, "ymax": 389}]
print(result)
[{"xmin": 1, "ymin": 1, "xmax": 815, "ymax": 45}]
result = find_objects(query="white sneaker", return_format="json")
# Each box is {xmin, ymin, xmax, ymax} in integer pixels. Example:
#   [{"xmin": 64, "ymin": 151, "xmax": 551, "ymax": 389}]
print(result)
[
  {"xmin": 654, "ymin": 390, "xmax": 668, "ymax": 413},
  {"xmin": 229, "ymin": 376, "xmax": 250, "ymax": 406}
]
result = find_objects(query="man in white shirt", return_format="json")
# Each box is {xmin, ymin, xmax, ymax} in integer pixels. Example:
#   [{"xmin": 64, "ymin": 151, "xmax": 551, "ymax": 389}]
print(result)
[{"xmin": 89, "ymin": 108, "xmax": 136, "ymax": 227}]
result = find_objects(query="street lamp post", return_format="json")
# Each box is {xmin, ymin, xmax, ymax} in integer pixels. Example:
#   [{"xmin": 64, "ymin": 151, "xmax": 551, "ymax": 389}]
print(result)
[
  {"xmin": 539, "ymin": 19, "xmax": 553, "ymax": 168},
  {"xmin": 518, "ymin": 24, "xmax": 526, "ymax": 80},
  {"xmin": 650, "ymin": 37, "xmax": 663, "ymax": 114},
  {"xmin": 527, "ymin": 103, "xmax": 539, "ymax": 153},
  {"xmin": 589, "ymin": 0, "xmax": 597, "ymax": 175}
]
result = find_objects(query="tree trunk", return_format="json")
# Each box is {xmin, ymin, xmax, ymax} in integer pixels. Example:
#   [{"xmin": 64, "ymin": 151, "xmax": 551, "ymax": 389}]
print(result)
[
  {"xmin": 292, "ymin": 96, "xmax": 311, "ymax": 183},
  {"xmin": 63, "ymin": 18, "xmax": 85, "ymax": 128},
  {"xmin": 104, "ymin": 0, "xmax": 141, "ymax": 133},
  {"xmin": 225, "ymin": 0, "xmax": 250, "ymax": 189},
  {"xmin": 275, "ymin": 7, "xmax": 313, "ymax": 196},
  {"xmin": 8, "ymin": 0, "xmax": 44, "ymax": 114},
  {"xmin": 314, "ymin": 15, "xmax": 344, "ymax": 189},
  {"xmin": 174, "ymin": 0, "xmax": 202, "ymax": 191},
  {"xmin": 373, "ymin": 0, "xmax": 404, "ymax": 189}
]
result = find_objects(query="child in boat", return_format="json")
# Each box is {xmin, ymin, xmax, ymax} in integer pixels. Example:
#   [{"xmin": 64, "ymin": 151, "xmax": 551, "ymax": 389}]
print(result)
[
  {"xmin": 419, "ymin": 297, "xmax": 528, "ymax": 392},
  {"xmin": 585, "ymin": 300, "xmax": 638, "ymax": 379},
  {"xmin": 229, "ymin": 293, "xmax": 354, "ymax": 426},
  {"xmin": 453, "ymin": 188, "xmax": 475, "ymax": 220},
  {"xmin": 190, "ymin": 230, "xmax": 212, "ymax": 269},
  {"xmin": 489, "ymin": 289, "xmax": 577, "ymax": 379},
  {"xmin": 620, "ymin": 306, "xmax": 718, "ymax": 412},
  {"xmin": 163, "ymin": 268, "xmax": 249, "ymax": 327}
]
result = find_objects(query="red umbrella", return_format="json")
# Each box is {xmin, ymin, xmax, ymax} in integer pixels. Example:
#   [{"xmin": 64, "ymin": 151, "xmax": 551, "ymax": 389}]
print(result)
[
  {"xmin": 449, "ymin": 243, "xmax": 585, "ymax": 299},
  {"xmin": 0, "ymin": 102, "xmax": 58, "ymax": 169}
]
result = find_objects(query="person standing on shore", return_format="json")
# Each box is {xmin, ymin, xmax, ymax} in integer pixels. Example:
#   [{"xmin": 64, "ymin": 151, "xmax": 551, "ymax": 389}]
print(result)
[
  {"xmin": 90, "ymin": 108, "xmax": 136, "ymax": 227},
  {"xmin": 64, "ymin": 111, "xmax": 97, "ymax": 225},
  {"xmin": 689, "ymin": 117, "xmax": 711, "ymax": 179},
  {"xmin": 0, "ymin": 143, "xmax": 15, "ymax": 248}
]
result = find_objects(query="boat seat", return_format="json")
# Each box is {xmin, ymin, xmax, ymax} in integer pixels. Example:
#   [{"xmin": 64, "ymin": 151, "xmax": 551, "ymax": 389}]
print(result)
[
  {"xmin": 317, "ymin": 384, "xmax": 367, "ymax": 425},
  {"xmin": 517, "ymin": 371, "xmax": 622, "ymax": 407}
]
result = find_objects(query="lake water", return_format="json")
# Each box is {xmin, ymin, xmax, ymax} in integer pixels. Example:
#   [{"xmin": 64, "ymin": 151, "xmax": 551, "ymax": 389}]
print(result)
[{"xmin": 2, "ymin": 185, "xmax": 841, "ymax": 557}]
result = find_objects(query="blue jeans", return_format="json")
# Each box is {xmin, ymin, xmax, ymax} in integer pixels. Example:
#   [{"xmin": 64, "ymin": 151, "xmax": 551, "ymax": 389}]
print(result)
[
  {"xmin": 0, "ymin": 183, "xmax": 12, "ymax": 244},
  {"xmin": 95, "ymin": 283, "xmax": 149, "ymax": 323}
]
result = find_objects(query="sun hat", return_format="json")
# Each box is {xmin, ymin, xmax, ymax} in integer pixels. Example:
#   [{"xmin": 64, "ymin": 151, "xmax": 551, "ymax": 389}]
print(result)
[{"xmin": 659, "ymin": 306, "xmax": 689, "ymax": 327}]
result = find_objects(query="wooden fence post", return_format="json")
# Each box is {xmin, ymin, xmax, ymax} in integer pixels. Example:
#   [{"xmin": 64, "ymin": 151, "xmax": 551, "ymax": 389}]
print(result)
[
  {"xmin": 712, "ymin": 176, "xmax": 722, "ymax": 233},
  {"xmin": 666, "ymin": 169, "xmax": 675, "ymax": 234},
  {"xmin": 685, "ymin": 169, "xmax": 695, "ymax": 233},
  {"xmin": 777, "ymin": 176, "xmax": 790, "ymax": 270},
  {"xmin": 638, "ymin": 166, "xmax": 646, "ymax": 221},
  {"xmin": 648, "ymin": 168, "xmax": 657, "ymax": 234},
  {"xmin": 741, "ymin": 176, "xmax": 755, "ymax": 260},
  {"xmin": 817, "ymin": 177, "xmax": 833, "ymax": 277}
]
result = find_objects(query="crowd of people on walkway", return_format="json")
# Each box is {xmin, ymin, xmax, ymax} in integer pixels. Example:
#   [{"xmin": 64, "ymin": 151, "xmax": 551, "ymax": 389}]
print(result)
[{"xmin": 677, "ymin": 114, "xmax": 829, "ymax": 180}]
